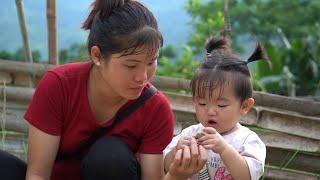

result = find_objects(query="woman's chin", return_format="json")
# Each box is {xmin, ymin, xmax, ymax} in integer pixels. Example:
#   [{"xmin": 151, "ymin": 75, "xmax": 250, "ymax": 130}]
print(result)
[{"xmin": 123, "ymin": 91, "xmax": 142, "ymax": 100}]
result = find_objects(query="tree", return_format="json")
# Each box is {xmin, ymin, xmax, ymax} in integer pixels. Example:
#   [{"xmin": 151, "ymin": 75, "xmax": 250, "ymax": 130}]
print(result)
[
  {"xmin": 157, "ymin": 44, "xmax": 199, "ymax": 79},
  {"xmin": 59, "ymin": 43, "xmax": 88, "ymax": 64},
  {"xmin": 184, "ymin": 0, "xmax": 320, "ymax": 96},
  {"xmin": 159, "ymin": 45, "xmax": 177, "ymax": 59},
  {"xmin": 185, "ymin": 0, "xmax": 320, "ymax": 51},
  {"xmin": 0, "ymin": 48, "xmax": 41, "ymax": 63},
  {"xmin": 0, "ymin": 51, "xmax": 13, "ymax": 60}
]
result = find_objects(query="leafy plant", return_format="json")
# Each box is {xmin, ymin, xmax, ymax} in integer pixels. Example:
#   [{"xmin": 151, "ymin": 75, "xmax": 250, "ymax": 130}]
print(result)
[
  {"xmin": 184, "ymin": 0, "xmax": 320, "ymax": 96},
  {"xmin": 252, "ymin": 39, "xmax": 320, "ymax": 96},
  {"xmin": 157, "ymin": 44, "xmax": 199, "ymax": 79}
]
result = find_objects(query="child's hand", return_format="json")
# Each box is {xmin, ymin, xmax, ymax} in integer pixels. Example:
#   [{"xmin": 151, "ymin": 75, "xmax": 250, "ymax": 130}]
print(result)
[
  {"xmin": 176, "ymin": 136, "xmax": 193, "ymax": 151},
  {"xmin": 197, "ymin": 127, "xmax": 228, "ymax": 154}
]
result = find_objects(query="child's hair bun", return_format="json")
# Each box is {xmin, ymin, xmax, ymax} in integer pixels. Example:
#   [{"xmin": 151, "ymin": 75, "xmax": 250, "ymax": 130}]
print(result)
[{"xmin": 205, "ymin": 37, "xmax": 229, "ymax": 53}]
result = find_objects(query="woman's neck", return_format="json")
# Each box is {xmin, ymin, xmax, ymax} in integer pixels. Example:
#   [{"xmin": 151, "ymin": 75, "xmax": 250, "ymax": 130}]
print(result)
[{"xmin": 89, "ymin": 65, "xmax": 126, "ymax": 107}]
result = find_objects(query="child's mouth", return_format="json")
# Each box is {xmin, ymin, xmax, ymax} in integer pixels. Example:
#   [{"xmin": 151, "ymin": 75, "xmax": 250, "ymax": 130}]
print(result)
[{"xmin": 207, "ymin": 120, "xmax": 217, "ymax": 126}]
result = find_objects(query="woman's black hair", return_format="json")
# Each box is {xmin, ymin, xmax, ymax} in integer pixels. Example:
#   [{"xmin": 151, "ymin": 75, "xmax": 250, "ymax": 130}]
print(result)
[
  {"xmin": 190, "ymin": 37, "xmax": 270, "ymax": 103},
  {"xmin": 82, "ymin": 0, "xmax": 163, "ymax": 61}
]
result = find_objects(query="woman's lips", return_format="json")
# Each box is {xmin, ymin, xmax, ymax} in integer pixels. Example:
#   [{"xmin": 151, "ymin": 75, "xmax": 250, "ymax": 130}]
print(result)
[{"xmin": 130, "ymin": 86, "xmax": 144, "ymax": 92}]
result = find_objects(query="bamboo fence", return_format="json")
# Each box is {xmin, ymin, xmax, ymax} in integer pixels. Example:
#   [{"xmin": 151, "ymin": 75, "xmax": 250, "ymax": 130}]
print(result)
[{"xmin": 0, "ymin": 60, "xmax": 320, "ymax": 179}]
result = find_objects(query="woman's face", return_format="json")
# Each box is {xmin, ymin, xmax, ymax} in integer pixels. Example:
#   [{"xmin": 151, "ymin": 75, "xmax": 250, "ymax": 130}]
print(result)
[{"xmin": 98, "ymin": 50, "xmax": 158, "ymax": 100}]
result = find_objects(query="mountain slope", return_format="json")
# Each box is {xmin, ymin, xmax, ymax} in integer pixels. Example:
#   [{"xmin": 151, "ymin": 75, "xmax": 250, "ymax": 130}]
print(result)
[{"xmin": 0, "ymin": 0, "xmax": 191, "ymax": 59}]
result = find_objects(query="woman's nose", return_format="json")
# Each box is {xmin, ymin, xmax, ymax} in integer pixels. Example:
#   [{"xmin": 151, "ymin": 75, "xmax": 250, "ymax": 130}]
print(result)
[{"xmin": 134, "ymin": 68, "xmax": 147, "ymax": 84}]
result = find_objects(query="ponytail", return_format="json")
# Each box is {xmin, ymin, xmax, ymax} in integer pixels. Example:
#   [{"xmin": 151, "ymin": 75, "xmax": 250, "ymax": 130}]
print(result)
[
  {"xmin": 246, "ymin": 42, "xmax": 271, "ymax": 68},
  {"xmin": 82, "ymin": 0, "xmax": 130, "ymax": 30}
]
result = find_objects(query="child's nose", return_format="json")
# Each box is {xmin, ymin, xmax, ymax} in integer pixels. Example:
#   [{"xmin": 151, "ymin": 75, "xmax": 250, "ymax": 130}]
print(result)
[{"xmin": 207, "ymin": 106, "xmax": 217, "ymax": 116}]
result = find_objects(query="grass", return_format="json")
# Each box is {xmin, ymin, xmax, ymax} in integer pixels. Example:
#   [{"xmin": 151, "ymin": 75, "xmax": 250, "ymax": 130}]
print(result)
[
  {"xmin": 1, "ymin": 80, "xmax": 28, "ymax": 161},
  {"xmin": 1, "ymin": 80, "xmax": 7, "ymax": 150}
]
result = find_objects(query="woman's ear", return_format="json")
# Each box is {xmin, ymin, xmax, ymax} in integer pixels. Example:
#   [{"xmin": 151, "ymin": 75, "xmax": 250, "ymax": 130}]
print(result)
[
  {"xmin": 91, "ymin": 46, "xmax": 101, "ymax": 66},
  {"xmin": 240, "ymin": 98, "xmax": 255, "ymax": 115}
]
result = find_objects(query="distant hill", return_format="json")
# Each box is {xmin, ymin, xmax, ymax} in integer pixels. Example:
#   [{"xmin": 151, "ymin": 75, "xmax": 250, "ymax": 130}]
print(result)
[{"xmin": 0, "ymin": 0, "xmax": 191, "ymax": 60}]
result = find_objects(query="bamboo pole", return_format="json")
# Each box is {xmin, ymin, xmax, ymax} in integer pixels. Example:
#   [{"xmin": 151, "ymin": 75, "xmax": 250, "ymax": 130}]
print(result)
[
  {"xmin": 1, "ymin": 85, "xmax": 320, "ymax": 141},
  {"xmin": 15, "ymin": 0, "xmax": 33, "ymax": 63},
  {"xmin": 222, "ymin": 0, "xmax": 231, "ymax": 41},
  {"xmin": 47, "ymin": 0, "xmax": 58, "ymax": 65},
  {"xmin": 1, "ymin": 59, "xmax": 320, "ymax": 116}
]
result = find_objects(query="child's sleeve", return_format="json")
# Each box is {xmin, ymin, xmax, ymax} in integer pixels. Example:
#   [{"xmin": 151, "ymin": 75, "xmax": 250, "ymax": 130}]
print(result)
[{"xmin": 240, "ymin": 133, "xmax": 266, "ymax": 180}]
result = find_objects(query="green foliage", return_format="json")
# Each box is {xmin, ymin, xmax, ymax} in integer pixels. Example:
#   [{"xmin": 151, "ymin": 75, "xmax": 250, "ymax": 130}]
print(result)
[
  {"xmin": 252, "ymin": 39, "xmax": 320, "ymax": 96},
  {"xmin": 185, "ymin": 0, "xmax": 320, "ymax": 49},
  {"xmin": 159, "ymin": 45, "xmax": 177, "ymax": 58},
  {"xmin": 0, "ymin": 48, "xmax": 41, "ymax": 63},
  {"xmin": 59, "ymin": 43, "xmax": 89, "ymax": 64},
  {"xmin": 0, "ymin": 51, "xmax": 13, "ymax": 60},
  {"xmin": 229, "ymin": 0, "xmax": 320, "ymax": 43},
  {"xmin": 184, "ymin": 0, "xmax": 224, "ymax": 53},
  {"xmin": 184, "ymin": 0, "xmax": 320, "ymax": 96},
  {"xmin": 157, "ymin": 44, "xmax": 199, "ymax": 79}
]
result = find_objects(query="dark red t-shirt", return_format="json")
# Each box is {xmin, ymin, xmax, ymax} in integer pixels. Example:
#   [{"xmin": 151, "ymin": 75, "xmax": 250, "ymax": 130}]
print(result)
[{"xmin": 24, "ymin": 61, "xmax": 174, "ymax": 180}]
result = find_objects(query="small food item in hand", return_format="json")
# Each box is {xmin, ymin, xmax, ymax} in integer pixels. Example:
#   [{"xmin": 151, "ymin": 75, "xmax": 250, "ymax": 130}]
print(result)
[{"xmin": 195, "ymin": 132, "xmax": 205, "ymax": 140}]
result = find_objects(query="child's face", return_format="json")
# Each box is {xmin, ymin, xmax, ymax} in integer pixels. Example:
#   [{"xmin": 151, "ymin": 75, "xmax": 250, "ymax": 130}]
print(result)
[{"xmin": 194, "ymin": 84, "xmax": 253, "ymax": 134}]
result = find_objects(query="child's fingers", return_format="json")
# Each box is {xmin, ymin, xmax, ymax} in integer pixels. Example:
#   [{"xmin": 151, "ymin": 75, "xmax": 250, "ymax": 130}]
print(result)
[
  {"xmin": 197, "ymin": 134, "xmax": 215, "ymax": 143},
  {"xmin": 200, "ymin": 138, "xmax": 214, "ymax": 145},
  {"xmin": 203, "ymin": 127, "xmax": 217, "ymax": 134},
  {"xmin": 203, "ymin": 144, "xmax": 214, "ymax": 149}
]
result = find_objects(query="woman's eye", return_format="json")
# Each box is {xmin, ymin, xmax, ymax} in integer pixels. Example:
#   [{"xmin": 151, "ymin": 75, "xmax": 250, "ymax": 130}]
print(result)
[
  {"xmin": 148, "ymin": 60, "xmax": 157, "ymax": 66},
  {"xmin": 125, "ymin": 65, "xmax": 136, "ymax": 69}
]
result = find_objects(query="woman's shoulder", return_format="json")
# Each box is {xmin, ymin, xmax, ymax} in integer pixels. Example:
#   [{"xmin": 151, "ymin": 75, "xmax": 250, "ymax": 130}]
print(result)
[
  {"xmin": 35, "ymin": 61, "xmax": 92, "ymax": 95},
  {"xmin": 48, "ymin": 61, "xmax": 92, "ymax": 79},
  {"xmin": 138, "ymin": 83, "xmax": 174, "ymax": 119},
  {"xmin": 143, "ymin": 83, "xmax": 170, "ymax": 105}
]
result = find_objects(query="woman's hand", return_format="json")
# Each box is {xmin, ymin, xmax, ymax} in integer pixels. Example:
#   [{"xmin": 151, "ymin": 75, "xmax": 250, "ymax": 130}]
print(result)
[
  {"xmin": 166, "ymin": 138, "xmax": 208, "ymax": 180},
  {"xmin": 176, "ymin": 136, "xmax": 192, "ymax": 151}
]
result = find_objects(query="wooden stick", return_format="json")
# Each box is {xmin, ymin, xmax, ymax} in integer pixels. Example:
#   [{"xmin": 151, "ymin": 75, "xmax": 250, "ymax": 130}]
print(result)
[
  {"xmin": 0, "ymin": 60, "xmax": 320, "ymax": 116},
  {"xmin": 47, "ymin": 0, "xmax": 58, "ymax": 65},
  {"xmin": 15, "ymin": 0, "xmax": 33, "ymax": 63}
]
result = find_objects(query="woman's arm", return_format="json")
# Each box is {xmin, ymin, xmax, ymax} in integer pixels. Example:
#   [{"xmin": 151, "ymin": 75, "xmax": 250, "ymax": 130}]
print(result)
[
  {"xmin": 140, "ymin": 153, "xmax": 164, "ymax": 180},
  {"xmin": 26, "ymin": 124, "xmax": 60, "ymax": 180},
  {"xmin": 164, "ymin": 146, "xmax": 177, "ymax": 173}
]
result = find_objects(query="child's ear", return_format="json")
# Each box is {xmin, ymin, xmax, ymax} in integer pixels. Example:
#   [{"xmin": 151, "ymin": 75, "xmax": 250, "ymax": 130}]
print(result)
[{"xmin": 240, "ymin": 98, "xmax": 255, "ymax": 115}]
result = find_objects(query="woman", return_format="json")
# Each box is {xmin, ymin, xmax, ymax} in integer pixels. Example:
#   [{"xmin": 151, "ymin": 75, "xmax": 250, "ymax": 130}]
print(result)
[{"xmin": 0, "ymin": 0, "xmax": 207, "ymax": 179}]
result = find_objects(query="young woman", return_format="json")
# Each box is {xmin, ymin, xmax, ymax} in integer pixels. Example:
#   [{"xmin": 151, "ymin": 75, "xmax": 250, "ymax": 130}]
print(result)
[{"xmin": 0, "ymin": 1, "xmax": 208, "ymax": 179}]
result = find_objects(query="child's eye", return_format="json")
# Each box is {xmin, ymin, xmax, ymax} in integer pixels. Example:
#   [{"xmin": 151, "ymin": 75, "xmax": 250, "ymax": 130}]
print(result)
[
  {"xmin": 198, "ymin": 103, "xmax": 206, "ymax": 106},
  {"xmin": 218, "ymin": 105, "xmax": 228, "ymax": 108}
]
